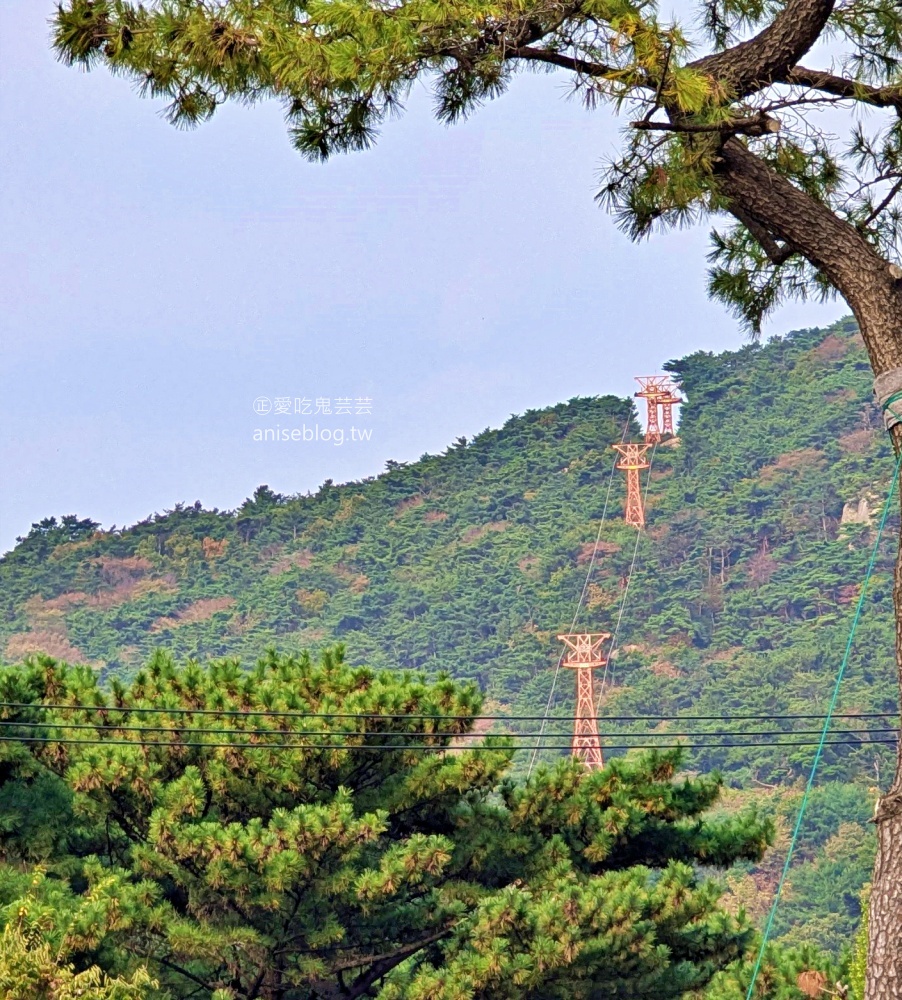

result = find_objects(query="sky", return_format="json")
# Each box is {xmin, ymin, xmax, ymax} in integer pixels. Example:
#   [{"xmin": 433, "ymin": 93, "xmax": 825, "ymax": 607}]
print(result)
[{"xmin": 0, "ymin": 2, "xmax": 848, "ymax": 554}]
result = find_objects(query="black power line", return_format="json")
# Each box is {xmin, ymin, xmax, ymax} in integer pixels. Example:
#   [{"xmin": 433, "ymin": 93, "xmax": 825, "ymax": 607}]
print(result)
[
  {"xmin": 0, "ymin": 702, "xmax": 896, "ymax": 722},
  {"xmin": 0, "ymin": 719, "xmax": 896, "ymax": 739},
  {"xmin": 0, "ymin": 734, "xmax": 896, "ymax": 751}
]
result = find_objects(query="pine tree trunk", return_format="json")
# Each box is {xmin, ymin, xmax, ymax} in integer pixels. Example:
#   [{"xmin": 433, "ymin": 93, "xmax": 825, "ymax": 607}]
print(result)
[
  {"xmin": 867, "ymin": 524, "xmax": 902, "ymax": 1000},
  {"xmin": 870, "ymin": 718, "xmax": 902, "ymax": 997},
  {"xmin": 801, "ymin": 290, "xmax": 902, "ymax": 1000},
  {"xmin": 711, "ymin": 137, "xmax": 902, "ymax": 998}
]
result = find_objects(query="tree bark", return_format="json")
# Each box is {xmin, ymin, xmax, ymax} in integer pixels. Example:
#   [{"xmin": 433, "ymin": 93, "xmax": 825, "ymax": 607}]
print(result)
[
  {"xmin": 713, "ymin": 137, "xmax": 902, "ymax": 1000},
  {"xmin": 691, "ymin": 0, "xmax": 835, "ymax": 96},
  {"xmin": 715, "ymin": 140, "xmax": 902, "ymax": 367},
  {"xmin": 870, "ymin": 581, "xmax": 902, "ymax": 1000}
]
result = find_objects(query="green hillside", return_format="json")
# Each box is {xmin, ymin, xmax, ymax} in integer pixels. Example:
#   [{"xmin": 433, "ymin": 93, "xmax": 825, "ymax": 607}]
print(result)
[{"xmin": 1, "ymin": 314, "xmax": 897, "ymax": 954}]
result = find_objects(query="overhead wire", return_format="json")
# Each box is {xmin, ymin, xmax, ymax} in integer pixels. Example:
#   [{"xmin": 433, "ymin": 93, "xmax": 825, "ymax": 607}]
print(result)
[
  {"xmin": 0, "ymin": 719, "xmax": 894, "ymax": 740},
  {"xmin": 0, "ymin": 734, "xmax": 896, "ymax": 752},
  {"xmin": 0, "ymin": 702, "xmax": 897, "ymax": 722},
  {"xmin": 526, "ymin": 415, "xmax": 631, "ymax": 777},
  {"xmin": 3, "ymin": 382, "xmax": 899, "ymax": 996},
  {"xmin": 597, "ymin": 440, "xmax": 658, "ymax": 706},
  {"xmin": 0, "ymin": 703, "xmax": 895, "ymax": 722}
]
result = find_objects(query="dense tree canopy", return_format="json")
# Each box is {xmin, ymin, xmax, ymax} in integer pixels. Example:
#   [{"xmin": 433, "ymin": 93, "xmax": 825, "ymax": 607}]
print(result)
[
  {"xmin": 0, "ymin": 319, "xmax": 893, "ymax": 956},
  {"xmin": 0, "ymin": 870, "xmax": 159, "ymax": 1000},
  {"xmin": 0, "ymin": 647, "xmax": 771, "ymax": 1000},
  {"xmin": 33, "ymin": 2, "xmax": 902, "ymax": 989}
]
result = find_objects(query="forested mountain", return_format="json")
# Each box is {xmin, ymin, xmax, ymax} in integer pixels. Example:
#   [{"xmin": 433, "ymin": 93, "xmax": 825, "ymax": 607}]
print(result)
[{"xmin": 1, "ymin": 314, "xmax": 895, "ymax": 956}]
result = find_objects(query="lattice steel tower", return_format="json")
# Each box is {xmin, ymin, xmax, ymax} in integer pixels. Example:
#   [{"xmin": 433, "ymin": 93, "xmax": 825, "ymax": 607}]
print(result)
[
  {"xmin": 613, "ymin": 442, "xmax": 652, "ymax": 527},
  {"xmin": 634, "ymin": 376, "xmax": 681, "ymax": 442},
  {"xmin": 557, "ymin": 632, "xmax": 611, "ymax": 769},
  {"xmin": 634, "ymin": 376, "xmax": 669, "ymax": 443},
  {"xmin": 659, "ymin": 386, "xmax": 681, "ymax": 436}
]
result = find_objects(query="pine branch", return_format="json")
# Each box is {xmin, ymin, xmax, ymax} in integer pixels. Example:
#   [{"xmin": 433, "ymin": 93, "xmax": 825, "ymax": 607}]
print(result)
[
  {"xmin": 156, "ymin": 956, "xmax": 217, "ymax": 993},
  {"xmin": 333, "ymin": 929, "xmax": 450, "ymax": 975},
  {"xmin": 689, "ymin": 0, "xmax": 837, "ymax": 98},
  {"xmin": 631, "ymin": 114, "xmax": 781, "ymax": 135},
  {"xmin": 781, "ymin": 65, "xmax": 902, "ymax": 112},
  {"xmin": 860, "ymin": 177, "xmax": 902, "ymax": 228},
  {"xmin": 332, "ymin": 928, "xmax": 452, "ymax": 999},
  {"xmin": 730, "ymin": 205, "xmax": 800, "ymax": 264},
  {"xmin": 509, "ymin": 46, "xmax": 621, "ymax": 79}
]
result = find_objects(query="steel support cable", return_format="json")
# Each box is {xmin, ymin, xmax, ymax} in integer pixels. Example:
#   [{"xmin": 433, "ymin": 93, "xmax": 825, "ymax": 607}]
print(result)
[
  {"xmin": 526, "ymin": 417, "xmax": 631, "ymax": 777},
  {"xmin": 0, "ymin": 735, "xmax": 897, "ymax": 752},
  {"xmin": 0, "ymin": 719, "xmax": 895, "ymax": 739},
  {"xmin": 0, "ymin": 704, "xmax": 895, "ymax": 722},
  {"xmin": 745, "ymin": 446, "xmax": 902, "ymax": 1000},
  {"xmin": 596, "ymin": 442, "xmax": 658, "ymax": 709}
]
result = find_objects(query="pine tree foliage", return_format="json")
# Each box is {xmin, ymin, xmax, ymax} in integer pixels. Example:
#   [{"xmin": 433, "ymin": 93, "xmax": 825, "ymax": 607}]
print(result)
[
  {"xmin": 1, "ymin": 320, "xmax": 895, "ymax": 952},
  {"xmin": 0, "ymin": 648, "xmax": 770, "ymax": 1000},
  {"xmin": 2, "ymin": 321, "xmax": 893, "ymax": 774},
  {"xmin": 846, "ymin": 884, "xmax": 870, "ymax": 999},
  {"xmin": 700, "ymin": 942, "xmax": 841, "ymax": 1000},
  {"xmin": 0, "ymin": 869, "xmax": 161, "ymax": 1000},
  {"xmin": 51, "ymin": 0, "xmax": 902, "ymax": 330}
]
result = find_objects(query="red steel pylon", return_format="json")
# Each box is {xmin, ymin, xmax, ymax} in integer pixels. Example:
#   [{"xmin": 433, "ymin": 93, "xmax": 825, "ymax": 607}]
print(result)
[
  {"xmin": 634, "ymin": 376, "xmax": 669, "ymax": 443},
  {"xmin": 660, "ymin": 391, "xmax": 677, "ymax": 436},
  {"xmin": 613, "ymin": 442, "xmax": 652, "ymax": 527},
  {"xmin": 557, "ymin": 632, "xmax": 610, "ymax": 769},
  {"xmin": 635, "ymin": 376, "xmax": 681, "ymax": 442},
  {"xmin": 659, "ymin": 385, "xmax": 682, "ymax": 436}
]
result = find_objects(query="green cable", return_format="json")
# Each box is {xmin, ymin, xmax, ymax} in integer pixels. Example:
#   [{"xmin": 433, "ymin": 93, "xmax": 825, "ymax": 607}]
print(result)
[
  {"xmin": 881, "ymin": 390, "xmax": 902, "ymax": 430},
  {"xmin": 744, "ymin": 445, "xmax": 902, "ymax": 1000},
  {"xmin": 881, "ymin": 390, "xmax": 902, "ymax": 414}
]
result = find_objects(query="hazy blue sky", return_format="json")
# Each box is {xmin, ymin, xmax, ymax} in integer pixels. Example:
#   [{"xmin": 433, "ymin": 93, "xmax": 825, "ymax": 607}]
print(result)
[{"xmin": 0, "ymin": 2, "xmax": 847, "ymax": 553}]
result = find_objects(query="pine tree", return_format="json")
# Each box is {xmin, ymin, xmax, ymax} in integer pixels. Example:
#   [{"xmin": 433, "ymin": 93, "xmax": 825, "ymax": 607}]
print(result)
[
  {"xmin": 700, "ymin": 942, "xmax": 839, "ymax": 1000},
  {"xmin": 47, "ymin": 10, "xmax": 902, "ymax": 990},
  {"xmin": 849, "ymin": 887, "xmax": 871, "ymax": 1000},
  {"xmin": 0, "ymin": 870, "xmax": 161, "ymax": 1000},
  {"xmin": 0, "ymin": 648, "xmax": 770, "ymax": 1000}
]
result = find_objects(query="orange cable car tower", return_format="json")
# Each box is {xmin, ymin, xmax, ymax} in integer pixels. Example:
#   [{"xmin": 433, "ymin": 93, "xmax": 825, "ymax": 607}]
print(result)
[
  {"xmin": 635, "ymin": 376, "xmax": 682, "ymax": 442},
  {"xmin": 613, "ymin": 442, "xmax": 652, "ymax": 527},
  {"xmin": 659, "ymin": 384, "xmax": 681, "ymax": 437},
  {"xmin": 556, "ymin": 632, "xmax": 610, "ymax": 769},
  {"xmin": 547, "ymin": 378, "xmax": 669, "ymax": 770},
  {"xmin": 634, "ymin": 376, "xmax": 669, "ymax": 443}
]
